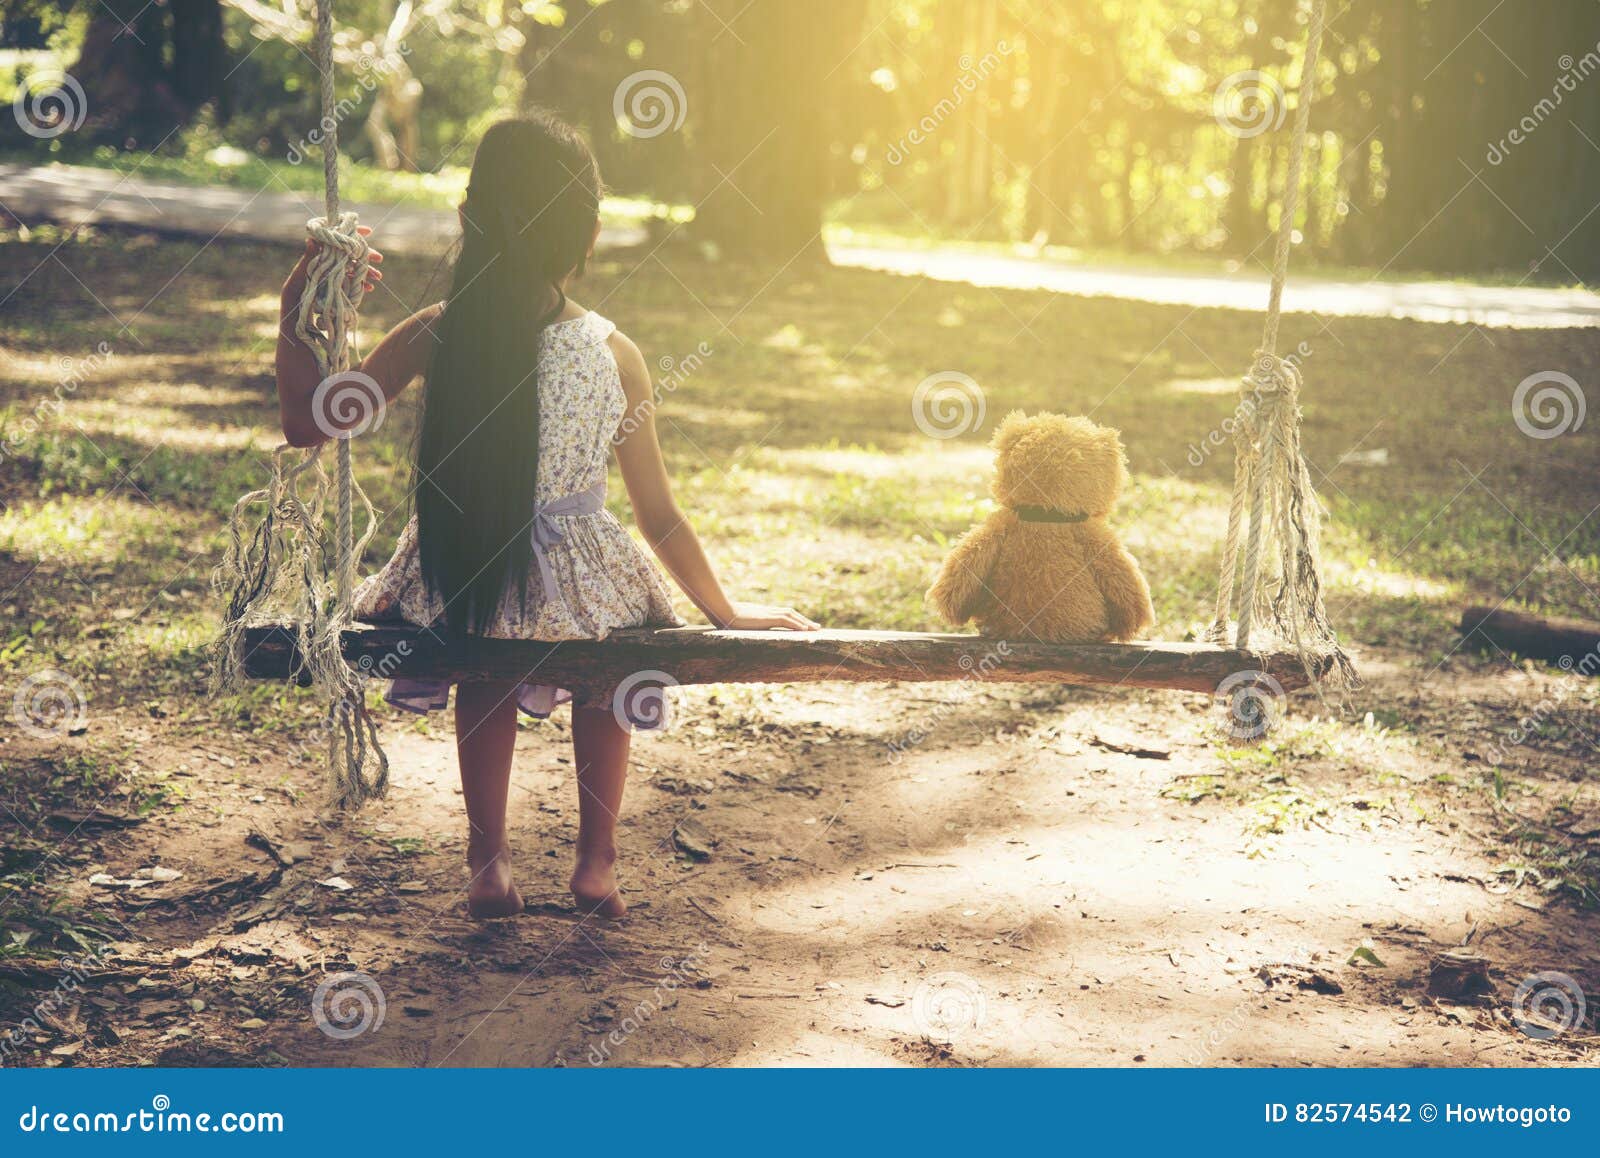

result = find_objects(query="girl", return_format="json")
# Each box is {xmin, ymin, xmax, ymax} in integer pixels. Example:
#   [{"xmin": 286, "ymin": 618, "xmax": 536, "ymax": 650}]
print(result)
[{"xmin": 275, "ymin": 113, "xmax": 818, "ymax": 920}]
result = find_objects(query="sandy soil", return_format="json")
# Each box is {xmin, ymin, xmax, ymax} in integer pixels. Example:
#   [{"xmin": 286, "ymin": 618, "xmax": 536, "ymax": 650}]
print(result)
[{"xmin": 7, "ymin": 645, "xmax": 1596, "ymax": 1069}]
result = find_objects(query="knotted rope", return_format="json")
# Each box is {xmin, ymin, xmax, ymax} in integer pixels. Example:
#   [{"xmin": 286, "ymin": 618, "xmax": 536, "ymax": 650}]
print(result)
[
  {"xmin": 212, "ymin": 0, "xmax": 388, "ymax": 806},
  {"xmin": 1205, "ymin": 0, "xmax": 1355, "ymax": 690}
]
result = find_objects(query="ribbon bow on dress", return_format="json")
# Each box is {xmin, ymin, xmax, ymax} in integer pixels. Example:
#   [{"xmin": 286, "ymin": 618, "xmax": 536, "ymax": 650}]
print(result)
[{"xmin": 528, "ymin": 479, "xmax": 608, "ymax": 616}]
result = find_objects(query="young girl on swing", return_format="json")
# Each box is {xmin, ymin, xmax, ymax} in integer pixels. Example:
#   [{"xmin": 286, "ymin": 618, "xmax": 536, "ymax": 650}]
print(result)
[{"xmin": 274, "ymin": 113, "xmax": 818, "ymax": 920}]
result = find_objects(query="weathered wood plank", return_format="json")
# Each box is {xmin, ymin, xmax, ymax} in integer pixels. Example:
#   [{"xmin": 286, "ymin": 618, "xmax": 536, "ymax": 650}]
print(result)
[
  {"xmin": 239, "ymin": 622, "xmax": 1327, "ymax": 697},
  {"xmin": 1458, "ymin": 606, "xmax": 1600, "ymax": 672}
]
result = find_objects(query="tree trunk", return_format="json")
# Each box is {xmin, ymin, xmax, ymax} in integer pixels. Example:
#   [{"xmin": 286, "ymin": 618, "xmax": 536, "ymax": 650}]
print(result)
[
  {"xmin": 1459, "ymin": 607, "xmax": 1600, "ymax": 670},
  {"xmin": 697, "ymin": 0, "xmax": 867, "ymax": 262},
  {"xmin": 967, "ymin": 0, "xmax": 999, "ymax": 217},
  {"xmin": 169, "ymin": 0, "xmax": 226, "ymax": 115},
  {"xmin": 1221, "ymin": 133, "xmax": 1262, "ymax": 254},
  {"xmin": 366, "ymin": 59, "xmax": 422, "ymax": 172},
  {"xmin": 1026, "ymin": 33, "xmax": 1068, "ymax": 244},
  {"xmin": 69, "ymin": 0, "xmax": 225, "ymax": 145}
]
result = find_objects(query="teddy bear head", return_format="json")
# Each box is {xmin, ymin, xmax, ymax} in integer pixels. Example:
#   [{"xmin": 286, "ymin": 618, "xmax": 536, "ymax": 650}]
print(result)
[{"xmin": 990, "ymin": 411, "xmax": 1128, "ymax": 518}]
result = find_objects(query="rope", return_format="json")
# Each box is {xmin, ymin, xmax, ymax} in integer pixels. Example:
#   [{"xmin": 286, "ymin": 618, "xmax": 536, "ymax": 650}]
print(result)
[
  {"xmin": 212, "ymin": 0, "xmax": 388, "ymax": 806},
  {"xmin": 1206, "ymin": 0, "xmax": 1354, "ymax": 692},
  {"xmin": 314, "ymin": 0, "xmax": 357, "ymax": 612}
]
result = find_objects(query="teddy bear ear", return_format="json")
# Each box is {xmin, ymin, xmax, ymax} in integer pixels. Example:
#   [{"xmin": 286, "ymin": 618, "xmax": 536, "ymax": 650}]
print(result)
[{"xmin": 990, "ymin": 410, "xmax": 1032, "ymax": 453}]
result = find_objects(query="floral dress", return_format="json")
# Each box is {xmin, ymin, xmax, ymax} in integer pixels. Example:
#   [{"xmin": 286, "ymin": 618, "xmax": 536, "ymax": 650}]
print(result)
[{"xmin": 352, "ymin": 310, "xmax": 682, "ymax": 724}]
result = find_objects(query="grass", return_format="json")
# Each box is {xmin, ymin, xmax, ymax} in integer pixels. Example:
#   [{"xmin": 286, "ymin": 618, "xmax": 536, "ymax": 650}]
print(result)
[
  {"xmin": 1161, "ymin": 715, "xmax": 1415, "ymax": 855},
  {"xmin": 0, "ymin": 747, "xmax": 183, "ymax": 958}
]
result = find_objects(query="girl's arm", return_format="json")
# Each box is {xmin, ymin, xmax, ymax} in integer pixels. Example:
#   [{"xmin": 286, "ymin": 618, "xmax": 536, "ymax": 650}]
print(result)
[
  {"xmin": 608, "ymin": 331, "xmax": 819, "ymax": 632},
  {"xmin": 275, "ymin": 235, "xmax": 440, "ymax": 448}
]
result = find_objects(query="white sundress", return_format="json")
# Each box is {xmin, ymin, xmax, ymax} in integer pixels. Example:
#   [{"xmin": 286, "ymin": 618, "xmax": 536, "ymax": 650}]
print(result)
[{"xmin": 351, "ymin": 309, "xmax": 683, "ymax": 724}]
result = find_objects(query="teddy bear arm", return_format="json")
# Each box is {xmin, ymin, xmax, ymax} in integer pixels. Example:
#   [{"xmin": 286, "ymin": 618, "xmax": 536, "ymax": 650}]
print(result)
[
  {"xmin": 926, "ymin": 521, "xmax": 1004, "ymax": 627},
  {"xmin": 1094, "ymin": 542, "xmax": 1156, "ymax": 642}
]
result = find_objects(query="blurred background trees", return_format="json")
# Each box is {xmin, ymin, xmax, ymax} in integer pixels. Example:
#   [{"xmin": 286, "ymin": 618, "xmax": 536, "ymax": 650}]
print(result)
[{"xmin": 3, "ymin": 0, "xmax": 1597, "ymax": 276}]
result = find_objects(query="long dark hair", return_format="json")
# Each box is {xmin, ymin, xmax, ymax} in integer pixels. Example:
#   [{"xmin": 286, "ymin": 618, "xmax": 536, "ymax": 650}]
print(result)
[{"xmin": 415, "ymin": 113, "xmax": 602, "ymax": 635}]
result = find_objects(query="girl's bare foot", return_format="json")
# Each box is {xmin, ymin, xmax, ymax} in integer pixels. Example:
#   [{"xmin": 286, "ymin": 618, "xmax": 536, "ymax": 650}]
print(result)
[
  {"xmin": 569, "ymin": 846, "xmax": 626, "ymax": 919},
  {"xmin": 467, "ymin": 844, "xmax": 523, "ymax": 919}
]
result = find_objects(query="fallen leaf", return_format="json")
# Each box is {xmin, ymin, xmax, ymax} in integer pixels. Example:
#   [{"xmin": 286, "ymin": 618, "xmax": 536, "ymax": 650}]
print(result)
[
  {"xmin": 652, "ymin": 776, "xmax": 715, "ymax": 795},
  {"xmin": 49, "ymin": 809, "xmax": 143, "ymax": 830},
  {"xmin": 1088, "ymin": 728, "xmax": 1171, "ymax": 760},
  {"xmin": 672, "ymin": 819, "xmax": 716, "ymax": 861},
  {"xmin": 88, "ymin": 874, "xmax": 156, "ymax": 889}
]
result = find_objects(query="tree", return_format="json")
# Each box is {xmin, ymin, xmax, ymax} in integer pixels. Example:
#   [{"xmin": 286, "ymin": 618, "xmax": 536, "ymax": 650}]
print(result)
[
  {"xmin": 64, "ymin": 0, "xmax": 224, "ymax": 144},
  {"xmin": 694, "ymin": 0, "xmax": 869, "ymax": 262}
]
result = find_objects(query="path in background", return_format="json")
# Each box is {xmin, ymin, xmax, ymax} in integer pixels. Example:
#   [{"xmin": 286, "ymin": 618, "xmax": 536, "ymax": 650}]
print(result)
[
  {"xmin": 0, "ymin": 162, "xmax": 646, "ymax": 256},
  {"xmin": 831, "ymin": 244, "xmax": 1600, "ymax": 330},
  {"xmin": 4, "ymin": 162, "xmax": 1596, "ymax": 329}
]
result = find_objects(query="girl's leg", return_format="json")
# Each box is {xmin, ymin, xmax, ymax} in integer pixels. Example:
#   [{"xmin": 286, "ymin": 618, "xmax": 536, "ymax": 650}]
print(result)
[
  {"xmin": 454, "ymin": 680, "xmax": 524, "ymax": 918},
  {"xmin": 569, "ymin": 705, "xmax": 631, "ymax": 919}
]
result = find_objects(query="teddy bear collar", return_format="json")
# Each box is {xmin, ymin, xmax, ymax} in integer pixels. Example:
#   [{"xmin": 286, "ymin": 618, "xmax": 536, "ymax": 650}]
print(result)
[{"xmin": 1011, "ymin": 505, "xmax": 1089, "ymax": 524}]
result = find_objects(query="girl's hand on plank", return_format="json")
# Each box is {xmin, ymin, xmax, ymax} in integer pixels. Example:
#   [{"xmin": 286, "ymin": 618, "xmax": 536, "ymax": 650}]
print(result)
[{"xmin": 716, "ymin": 602, "xmax": 821, "ymax": 631}]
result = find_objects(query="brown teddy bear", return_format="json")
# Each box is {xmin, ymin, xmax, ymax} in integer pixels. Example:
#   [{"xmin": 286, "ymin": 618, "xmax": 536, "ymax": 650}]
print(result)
[{"xmin": 927, "ymin": 412, "xmax": 1155, "ymax": 643}]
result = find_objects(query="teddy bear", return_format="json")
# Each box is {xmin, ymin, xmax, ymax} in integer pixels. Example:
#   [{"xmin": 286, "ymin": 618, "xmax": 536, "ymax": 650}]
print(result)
[{"xmin": 926, "ymin": 412, "xmax": 1155, "ymax": 643}]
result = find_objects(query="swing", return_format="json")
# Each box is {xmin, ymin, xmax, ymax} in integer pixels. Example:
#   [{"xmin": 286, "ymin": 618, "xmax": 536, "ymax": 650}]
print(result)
[{"xmin": 214, "ymin": 0, "xmax": 1353, "ymax": 807}]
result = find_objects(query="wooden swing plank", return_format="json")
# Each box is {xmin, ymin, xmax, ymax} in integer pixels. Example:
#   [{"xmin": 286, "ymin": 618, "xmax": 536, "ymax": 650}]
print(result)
[{"xmin": 239, "ymin": 622, "xmax": 1326, "ymax": 697}]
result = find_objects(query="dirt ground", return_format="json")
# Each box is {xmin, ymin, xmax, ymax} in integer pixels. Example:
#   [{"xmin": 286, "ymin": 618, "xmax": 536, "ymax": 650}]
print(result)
[{"xmin": 5, "ymin": 651, "xmax": 1597, "ymax": 1069}]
